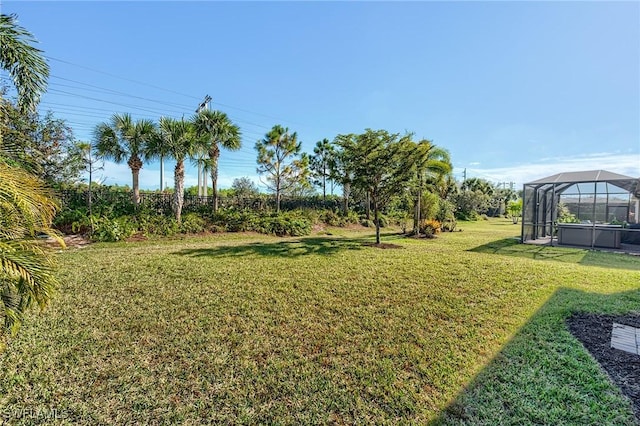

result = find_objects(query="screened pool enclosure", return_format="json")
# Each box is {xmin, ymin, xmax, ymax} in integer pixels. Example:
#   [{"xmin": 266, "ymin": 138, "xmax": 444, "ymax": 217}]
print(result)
[{"xmin": 522, "ymin": 170, "xmax": 640, "ymax": 250}]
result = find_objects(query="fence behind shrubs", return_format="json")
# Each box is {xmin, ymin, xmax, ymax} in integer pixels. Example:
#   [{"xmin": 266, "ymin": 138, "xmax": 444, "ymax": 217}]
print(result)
[{"xmin": 57, "ymin": 189, "xmax": 344, "ymax": 214}]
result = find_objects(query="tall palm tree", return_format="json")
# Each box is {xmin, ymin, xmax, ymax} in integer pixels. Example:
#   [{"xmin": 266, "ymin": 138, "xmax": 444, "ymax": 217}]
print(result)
[
  {"xmin": 145, "ymin": 126, "xmax": 173, "ymax": 192},
  {"xmin": 94, "ymin": 113, "xmax": 156, "ymax": 206},
  {"xmin": 157, "ymin": 117, "xmax": 198, "ymax": 224},
  {"xmin": 0, "ymin": 14, "xmax": 49, "ymax": 113},
  {"xmin": 408, "ymin": 139, "xmax": 452, "ymax": 234},
  {"xmin": 193, "ymin": 110, "xmax": 241, "ymax": 212}
]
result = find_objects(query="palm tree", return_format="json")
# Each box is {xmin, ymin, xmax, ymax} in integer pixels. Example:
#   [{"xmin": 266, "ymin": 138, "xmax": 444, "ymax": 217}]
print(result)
[
  {"xmin": 408, "ymin": 139, "xmax": 452, "ymax": 235},
  {"xmin": 157, "ymin": 117, "xmax": 198, "ymax": 224},
  {"xmin": 0, "ymin": 14, "xmax": 62, "ymax": 339},
  {"xmin": 94, "ymin": 113, "xmax": 156, "ymax": 206},
  {"xmin": 0, "ymin": 161, "xmax": 63, "ymax": 335},
  {"xmin": 145, "ymin": 126, "xmax": 173, "ymax": 192},
  {"xmin": 193, "ymin": 110, "xmax": 241, "ymax": 212},
  {"xmin": 0, "ymin": 14, "xmax": 49, "ymax": 112}
]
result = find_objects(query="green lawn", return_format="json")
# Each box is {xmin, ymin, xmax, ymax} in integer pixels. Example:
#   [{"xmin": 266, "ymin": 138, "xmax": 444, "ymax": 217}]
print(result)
[{"xmin": 1, "ymin": 219, "xmax": 639, "ymax": 424}]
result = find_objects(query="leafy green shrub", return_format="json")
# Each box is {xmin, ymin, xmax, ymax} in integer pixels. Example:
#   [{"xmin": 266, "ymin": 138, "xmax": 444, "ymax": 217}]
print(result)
[
  {"xmin": 217, "ymin": 209, "xmax": 256, "ymax": 232},
  {"xmin": 54, "ymin": 208, "xmax": 91, "ymax": 234},
  {"xmin": 255, "ymin": 212, "xmax": 311, "ymax": 237},
  {"xmin": 90, "ymin": 216, "xmax": 135, "ymax": 242},
  {"xmin": 136, "ymin": 214, "xmax": 179, "ymax": 237},
  {"xmin": 319, "ymin": 210, "xmax": 343, "ymax": 226},
  {"xmin": 180, "ymin": 213, "xmax": 208, "ymax": 234}
]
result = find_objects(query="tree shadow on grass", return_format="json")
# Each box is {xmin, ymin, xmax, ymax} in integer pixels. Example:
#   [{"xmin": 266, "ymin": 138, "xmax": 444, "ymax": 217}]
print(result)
[
  {"xmin": 172, "ymin": 236, "xmax": 369, "ymax": 259},
  {"xmin": 469, "ymin": 238, "xmax": 640, "ymax": 271},
  {"xmin": 431, "ymin": 287, "xmax": 640, "ymax": 425}
]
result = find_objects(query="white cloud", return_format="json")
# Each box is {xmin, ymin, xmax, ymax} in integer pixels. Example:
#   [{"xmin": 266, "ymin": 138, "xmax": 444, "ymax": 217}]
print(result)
[{"xmin": 460, "ymin": 152, "xmax": 640, "ymax": 187}]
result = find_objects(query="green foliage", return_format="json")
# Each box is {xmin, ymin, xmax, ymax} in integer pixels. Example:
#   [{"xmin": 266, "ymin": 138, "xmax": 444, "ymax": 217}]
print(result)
[
  {"xmin": 507, "ymin": 199, "xmax": 523, "ymax": 223},
  {"xmin": 337, "ymin": 129, "xmax": 413, "ymax": 243},
  {"xmin": 436, "ymin": 199, "xmax": 457, "ymax": 232},
  {"xmin": 0, "ymin": 14, "xmax": 49, "ymax": 112},
  {"xmin": 255, "ymin": 125, "xmax": 310, "ymax": 212},
  {"xmin": 179, "ymin": 213, "xmax": 208, "ymax": 234},
  {"xmin": 309, "ymin": 138, "xmax": 335, "ymax": 199},
  {"xmin": 0, "ymin": 162, "xmax": 62, "ymax": 337},
  {"xmin": 254, "ymin": 212, "xmax": 311, "ymax": 237},
  {"xmin": 89, "ymin": 216, "xmax": 135, "ymax": 242},
  {"xmin": 452, "ymin": 190, "xmax": 490, "ymax": 220},
  {"xmin": 230, "ymin": 177, "xmax": 259, "ymax": 199},
  {"xmin": 0, "ymin": 100, "xmax": 81, "ymax": 185},
  {"xmin": 94, "ymin": 113, "xmax": 156, "ymax": 206},
  {"xmin": 136, "ymin": 214, "xmax": 178, "ymax": 237},
  {"xmin": 557, "ymin": 203, "xmax": 580, "ymax": 224}
]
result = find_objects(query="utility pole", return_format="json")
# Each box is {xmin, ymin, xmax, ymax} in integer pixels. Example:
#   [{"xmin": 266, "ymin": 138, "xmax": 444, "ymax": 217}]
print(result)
[
  {"xmin": 463, "ymin": 168, "xmax": 467, "ymax": 182},
  {"xmin": 196, "ymin": 95, "xmax": 212, "ymax": 197}
]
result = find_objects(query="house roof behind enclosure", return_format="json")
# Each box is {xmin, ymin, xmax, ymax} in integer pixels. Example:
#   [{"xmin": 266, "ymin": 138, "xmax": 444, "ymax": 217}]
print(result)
[{"xmin": 525, "ymin": 170, "xmax": 639, "ymax": 193}]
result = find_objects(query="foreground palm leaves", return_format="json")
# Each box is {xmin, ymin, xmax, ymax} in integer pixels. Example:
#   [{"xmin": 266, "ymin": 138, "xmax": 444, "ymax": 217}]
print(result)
[{"xmin": 0, "ymin": 162, "xmax": 63, "ymax": 336}]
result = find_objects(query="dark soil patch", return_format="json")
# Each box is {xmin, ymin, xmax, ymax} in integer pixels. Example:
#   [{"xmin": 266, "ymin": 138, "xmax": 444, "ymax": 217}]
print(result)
[
  {"xmin": 405, "ymin": 233, "xmax": 437, "ymax": 239},
  {"xmin": 44, "ymin": 234, "xmax": 91, "ymax": 249},
  {"xmin": 567, "ymin": 313, "xmax": 640, "ymax": 420},
  {"xmin": 125, "ymin": 232, "xmax": 148, "ymax": 242},
  {"xmin": 362, "ymin": 242, "xmax": 403, "ymax": 249}
]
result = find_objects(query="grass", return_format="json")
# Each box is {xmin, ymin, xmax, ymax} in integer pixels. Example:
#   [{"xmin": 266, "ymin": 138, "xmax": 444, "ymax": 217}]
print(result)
[{"xmin": 1, "ymin": 219, "xmax": 639, "ymax": 424}]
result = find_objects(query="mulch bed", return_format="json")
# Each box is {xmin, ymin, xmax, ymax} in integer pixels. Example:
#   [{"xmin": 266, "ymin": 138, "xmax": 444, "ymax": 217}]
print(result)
[{"xmin": 567, "ymin": 313, "xmax": 640, "ymax": 420}]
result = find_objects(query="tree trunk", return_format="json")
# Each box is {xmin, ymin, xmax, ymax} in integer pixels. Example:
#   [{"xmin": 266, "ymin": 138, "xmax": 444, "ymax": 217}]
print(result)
[
  {"xmin": 128, "ymin": 155, "xmax": 143, "ymax": 206},
  {"xmin": 173, "ymin": 160, "xmax": 185, "ymax": 224},
  {"xmin": 159, "ymin": 154, "xmax": 164, "ymax": 192},
  {"xmin": 365, "ymin": 192, "xmax": 371, "ymax": 220},
  {"xmin": 322, "ymin": 164, "xmax": 326, "ymax": 204},
  {"xmin": 414, "ymin": 180, "xmax": 422, "ymax": 235},
  {"xmin": 343, "ymin": 181, "xmax": 350, "ymax": 215},
  {"xmin": 374, "ymin": 196, "xmax": 380, "ymax": 245},
  {"xmin": 275, "ymin": 174, "xmax": 281, "ymax": 213},
  {"xmin": 210, "ymin": 149, "xmax": 219, "ymax": 212}
]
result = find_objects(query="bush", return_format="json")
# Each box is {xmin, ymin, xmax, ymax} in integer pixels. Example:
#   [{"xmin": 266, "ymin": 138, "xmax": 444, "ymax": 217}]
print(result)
[
  {"xmin": 136, "ymin": 214, "xmax": 179, "ymax": 237},
  {"xmin": 180, "ymin": 213, "xmax": 208, "ymax": 234},
  {"xmin": 90, "ymin": 216, "xmax": 135, "ymax": 242},
  {"xmin": 255, "ymin": 212, "xmax": 311, "ymax": 237},
  {"xmin": 319, "ymin": 210, "xmax": 343, "ymax": 226},
  {"xmin": 420, "ymin": 219, "xmax": 441, "ymax": 236}
]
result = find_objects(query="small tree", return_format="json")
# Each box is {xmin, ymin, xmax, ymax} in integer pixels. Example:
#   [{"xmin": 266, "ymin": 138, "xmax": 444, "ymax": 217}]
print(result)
[
  {"xmin": 73, "ymin": 141, "xmax": 103, "ymax": 220},
  {"xmin": 347, "ymin": 129, "xmax": 413, "ymax": 244},
  {"xmin": 330, "ymin": 134, "xmax": 356, "ymax": 215},
  {"xmin": 507, "ymin": 199, "xmax": 523, "ymax": 224},
  {"xmin": 255, "ymin": 125, "xmax": 309, "ymax": 212},
  {"xmin": 309, "ymin": 138, "xmax": 335, "ymax": 203},
  {"xmin": 404, "ymin": 138, "xmax": 451, "ymax": 235},
  {"xmin": 231, "ymin": 177, "xmax": 259, "ymax": 199}
]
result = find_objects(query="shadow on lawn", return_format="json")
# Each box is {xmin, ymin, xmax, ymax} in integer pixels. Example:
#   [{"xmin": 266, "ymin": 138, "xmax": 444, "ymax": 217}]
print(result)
[
  {"xmin": 431, "ymin": 287, "xmax": 640, "ymax": 425},
  {"xmin": 172, "ymin": 236, "xmax": 368, "ymax": 258},
  {"xmin": 469, "ymin": 238, "xmax": 640, "ymax": 271}
]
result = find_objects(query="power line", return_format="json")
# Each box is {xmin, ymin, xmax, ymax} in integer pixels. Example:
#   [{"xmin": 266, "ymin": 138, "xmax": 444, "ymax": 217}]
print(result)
[{"xmin": 44, "ymin": 55, "xmax": 304, "ymax": 127}]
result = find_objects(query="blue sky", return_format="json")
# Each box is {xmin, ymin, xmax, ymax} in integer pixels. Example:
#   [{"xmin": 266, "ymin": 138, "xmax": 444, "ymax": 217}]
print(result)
[{"xmin": 2, "ymin": 1, "xmax": 639, "ymax": 191}]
